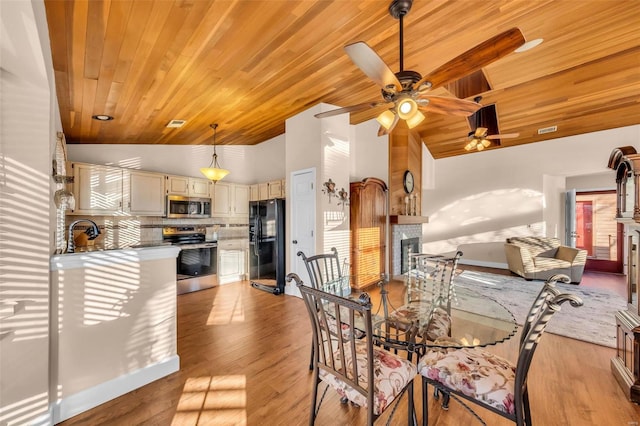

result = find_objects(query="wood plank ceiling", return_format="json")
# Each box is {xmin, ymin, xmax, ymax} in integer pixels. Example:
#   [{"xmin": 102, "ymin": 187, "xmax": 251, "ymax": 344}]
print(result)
[{"xmin": 44, "ymin": 0, "xmax": 640, "ymax": 159}]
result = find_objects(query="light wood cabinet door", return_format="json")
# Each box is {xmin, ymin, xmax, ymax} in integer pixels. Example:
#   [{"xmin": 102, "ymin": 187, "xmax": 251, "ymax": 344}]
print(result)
[
  {"xmin": 166, "ymin": 175, "xmax": 190, "ymax": 195},
  {"xmin": 190, "ymin": 178, "xmax": 211, "ymax": 197},
  {"xmin": 166, "ymin": 175, "xmax": 210, "ymax": 197},
  {"xmin": 213, "ymin": 182, "xmax": 232, "ymax": 216},
  {"xmin": 218, "ymin": 249, "xmax": 246, "ymax": 284},
  {"xmin": 233, "ymin": 184, "xmax": 250, "ymax": 216},
  {"xmin": 268, "ymin": 180, "xmax": 282, "ymax": 199},
  {"xmin": 71, "ymin": 163, "xmax": 123, "ymax": 214},
  {"xmin": 258, "ymin": 183, "xmax": 269, "ymax": 200},
  {"xmin": 126, "ymin": 171, "xmax": 165, "ymax": 215},
  {"xmin": 250, "ymin": 184, "xmax": 259, "ymax": 201}
]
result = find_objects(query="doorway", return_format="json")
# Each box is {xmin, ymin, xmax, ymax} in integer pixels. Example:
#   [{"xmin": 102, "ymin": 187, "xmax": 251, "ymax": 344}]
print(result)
[
  {"xmin": 287, "ymin": 167, "xmax": 316, "ymax": 297},
  {"xmin": 575, "ymin": 190, "xmax": 622, "ymax": 273}
]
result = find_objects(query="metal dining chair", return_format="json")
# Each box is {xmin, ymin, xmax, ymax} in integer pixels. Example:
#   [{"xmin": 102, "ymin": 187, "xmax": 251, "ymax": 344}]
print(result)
[
  {"xmin": 287, "ymin": 273, "xmax": 416, "ymax": 426},
  {"xmin": 418, "ymin": 274, "xmax": 583, "ymax": 426},
  {"xmin": 390, "ymin": 251, "xmax": 463, "ymax": 345},
  {"xmin": 297, "ymin": 248, "xmax": 350, "ymax": 370},
  {"xmin": 297, "ymin": 247, "xmax": 347, "ymax": 294}
]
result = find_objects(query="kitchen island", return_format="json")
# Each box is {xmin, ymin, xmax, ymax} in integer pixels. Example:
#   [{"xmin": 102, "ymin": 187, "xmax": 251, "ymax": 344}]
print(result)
[{"xmin": 50, "ymin": 245, "xmax": 180, "ymax": 423}]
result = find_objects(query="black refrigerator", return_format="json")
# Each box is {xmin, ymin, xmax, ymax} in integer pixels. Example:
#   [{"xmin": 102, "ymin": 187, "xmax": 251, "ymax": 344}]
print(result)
[{"xmin": 249, "ymin": 198, "xmax": 286, "ymax": 295}]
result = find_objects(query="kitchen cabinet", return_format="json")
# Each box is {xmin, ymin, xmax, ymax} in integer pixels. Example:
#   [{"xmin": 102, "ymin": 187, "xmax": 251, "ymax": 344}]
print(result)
[
  {"xmin": 251, "ymin": 179, "xmax": 286, "ymax": 201},
  {"xmin": 218, "ymin": 240, "xmax": 247, "ymax": 284},
  {"xmin": 213, "ymin": 182, "xmax": 249, "ymax": 217},
  {"xmin": 166, "ymin": 175, "xmax": 211, "ymax": 197},
  {"xmin": 268, "ymin": 180, "xmax": 283, "ymax": 199},
  {"xmin": 127, "ymin": 171, "xmax": 166, "ymax": 215},
  {"xmin": 250, "ymin": 184, "xmax": 259, "ymax": 202},
  {"xmin": 70, "ymin": 163, "xmax": 164, "ymax": 216},
  {"xmin": 258, "ymin": 183, "xmax": 269, "ymax": 200}
]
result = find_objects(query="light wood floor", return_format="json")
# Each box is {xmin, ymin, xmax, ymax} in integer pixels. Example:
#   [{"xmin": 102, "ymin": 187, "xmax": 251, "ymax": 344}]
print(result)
[{"xmin": 60, "ymin": 269, "xmax": 639, "ymax": 425}]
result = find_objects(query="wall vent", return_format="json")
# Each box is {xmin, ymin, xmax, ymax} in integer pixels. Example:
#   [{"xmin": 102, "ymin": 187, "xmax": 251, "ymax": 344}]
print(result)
[
  {"xmin": 537, "ymin": 125, "xmax": 557, "ymax": 134},
  {"xmin": 166, "ymin": 119, "xmax": 186, "ymax": 128}
]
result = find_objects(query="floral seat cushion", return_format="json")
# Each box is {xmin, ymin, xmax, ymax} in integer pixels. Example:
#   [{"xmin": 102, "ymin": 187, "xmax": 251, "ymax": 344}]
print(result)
[
  {"xmin": 319, "ymin": 339, "xmax": 417, "ymax": 415},
  {"xmin": 389, "ymin": 304, "xmax": 452, "ymax": 341},
  {"xmin": 319, "ymin": 307, "xmax": 366, "ymax": 340},
  {"xmin": 417, "ymin": 346, "xmax": 516, "ymax": 415}
]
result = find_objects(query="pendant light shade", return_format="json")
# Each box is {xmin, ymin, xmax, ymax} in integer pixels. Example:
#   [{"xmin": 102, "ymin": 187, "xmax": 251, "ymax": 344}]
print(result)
[{"xmin": 200, "ymin": 123, "xmax": 229, "ymax": 182}]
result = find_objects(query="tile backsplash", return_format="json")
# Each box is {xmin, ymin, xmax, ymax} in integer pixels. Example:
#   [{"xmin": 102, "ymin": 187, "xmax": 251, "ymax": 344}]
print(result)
[{"xmin": 65, "ymin": 215, "xmax": 248, "ymax": 249}]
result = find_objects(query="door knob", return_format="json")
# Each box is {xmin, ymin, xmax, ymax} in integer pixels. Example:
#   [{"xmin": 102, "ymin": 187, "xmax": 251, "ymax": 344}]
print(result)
[{"xmin": 292, "ymin": 240, "xmax": 298, "ymax": 244}]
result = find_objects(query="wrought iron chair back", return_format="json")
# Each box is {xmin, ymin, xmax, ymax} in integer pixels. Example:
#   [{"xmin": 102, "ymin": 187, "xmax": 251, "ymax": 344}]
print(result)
[{"xmin": 418, "ymin": 274, "xmax": 583, "ymax": 426}]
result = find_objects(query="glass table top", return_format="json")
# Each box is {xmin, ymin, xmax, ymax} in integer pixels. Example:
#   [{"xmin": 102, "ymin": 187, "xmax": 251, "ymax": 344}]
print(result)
[{"xmin": 322, "ymin": 275, "xmax": 518, "ymax": 349}]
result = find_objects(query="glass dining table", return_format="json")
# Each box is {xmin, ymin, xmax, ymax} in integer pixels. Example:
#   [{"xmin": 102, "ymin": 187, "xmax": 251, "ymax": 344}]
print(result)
[{"xmin": 323, "ymin": 274, "xmax": 518, "ymax": 357}]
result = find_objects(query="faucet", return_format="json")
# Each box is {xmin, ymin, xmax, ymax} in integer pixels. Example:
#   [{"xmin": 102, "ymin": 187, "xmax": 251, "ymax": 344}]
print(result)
[{"xmin": 67, "ymin": 219, "xmax": 101, "ymax": 253}]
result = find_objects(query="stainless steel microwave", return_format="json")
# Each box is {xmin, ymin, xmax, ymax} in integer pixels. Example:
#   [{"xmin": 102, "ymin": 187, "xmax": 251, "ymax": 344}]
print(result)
[{"xmin": 166, "ymin": 195, "xmax": 211, "ymax": 218}]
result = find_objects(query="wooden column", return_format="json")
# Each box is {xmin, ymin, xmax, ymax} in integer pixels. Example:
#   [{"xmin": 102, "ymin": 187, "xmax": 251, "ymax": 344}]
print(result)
[{"xmin": 388, "ymin": 124, "xmax": 422, "ymax": 216}]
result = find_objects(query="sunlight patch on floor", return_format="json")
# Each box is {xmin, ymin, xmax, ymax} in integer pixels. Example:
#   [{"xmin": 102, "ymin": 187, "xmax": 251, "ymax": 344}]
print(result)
[
  {"xmin": 207, "ymin": 291, "xmax": 245, "ymax": 325},
  {"xmin": 172, "ymin": 375, "xmax": 246, "ymax": 425}
]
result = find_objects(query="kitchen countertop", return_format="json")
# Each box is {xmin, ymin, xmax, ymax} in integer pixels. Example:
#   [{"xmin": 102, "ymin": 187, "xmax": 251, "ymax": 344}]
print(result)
[{"xmin": 51, "ymin": 245, "xmax": 181, "ymax": 271}]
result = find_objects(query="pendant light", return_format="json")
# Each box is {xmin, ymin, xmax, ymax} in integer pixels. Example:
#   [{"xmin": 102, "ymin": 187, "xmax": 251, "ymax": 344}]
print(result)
[{"xmin": 200, "ymin": 123, "xmax": 230, "ymax": 182}]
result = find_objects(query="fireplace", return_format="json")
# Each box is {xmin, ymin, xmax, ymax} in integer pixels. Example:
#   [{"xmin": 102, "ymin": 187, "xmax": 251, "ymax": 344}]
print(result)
[
  {"xmin": 400, "ymin": 238, "xmax": 420, "ymax": 273},
  {"xmin": 391, "ymin": 224, "xmax": 422, "ymax": 276}
]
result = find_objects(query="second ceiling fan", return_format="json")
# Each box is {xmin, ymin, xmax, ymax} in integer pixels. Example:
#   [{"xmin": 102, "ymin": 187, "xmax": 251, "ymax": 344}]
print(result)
[
  {"xmin": 315, "ymin": 0, "xmax": 526, "ymax": 135},
  {"xmin": 464, "ymin": 97, "xmax": 520, "ymax": 152}
]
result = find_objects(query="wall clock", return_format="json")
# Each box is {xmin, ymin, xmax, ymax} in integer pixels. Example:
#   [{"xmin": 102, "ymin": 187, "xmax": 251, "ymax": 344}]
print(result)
[{"xmin": 403, "ymin": 170, "xmax": 414, "ymax": 194}]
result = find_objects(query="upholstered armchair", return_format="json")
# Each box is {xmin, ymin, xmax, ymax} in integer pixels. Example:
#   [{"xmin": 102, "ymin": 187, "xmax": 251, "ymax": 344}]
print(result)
[{"xmin": 504, "ymin": 236, "xmax": 587, "ymax": 283}]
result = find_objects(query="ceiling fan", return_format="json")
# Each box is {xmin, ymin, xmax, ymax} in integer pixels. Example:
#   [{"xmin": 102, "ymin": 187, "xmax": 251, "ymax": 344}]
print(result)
[
  {"xmin": 464, "ymin": 97, "xmax": 520, "ymax": 152},
  {"xmin": 314, "ymin": 0, "xmax": 526, "ymax": 135}
]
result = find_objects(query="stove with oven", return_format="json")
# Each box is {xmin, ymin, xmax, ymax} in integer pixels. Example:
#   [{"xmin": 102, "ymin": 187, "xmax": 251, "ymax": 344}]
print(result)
[{"xmin": 163, "ymin": 226, "xmax": 218, "ymax": 294}]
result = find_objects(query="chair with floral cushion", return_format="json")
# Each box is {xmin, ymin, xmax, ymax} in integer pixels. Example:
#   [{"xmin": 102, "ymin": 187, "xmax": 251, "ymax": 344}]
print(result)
[
  {"xmin": 287, "ymin": 273, "xmax": 416, "ymax": 426},
  {"xmin": 389, "ymin": 251, "xmax": 463, "ymax": 345},
  {"xmin": 417, "ymin": 274, "xmax": 583, "ymax": 426}
]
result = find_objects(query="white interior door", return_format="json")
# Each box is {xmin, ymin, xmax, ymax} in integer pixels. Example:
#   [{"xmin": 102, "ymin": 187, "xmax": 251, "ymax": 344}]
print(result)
[{"xmin": 287, "ymin": 168, "xmax": 316, "ymax": 297}]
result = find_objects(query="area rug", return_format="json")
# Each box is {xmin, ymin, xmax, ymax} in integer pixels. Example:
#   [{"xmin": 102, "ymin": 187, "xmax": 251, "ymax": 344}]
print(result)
[{"xmin": 453, "ymin": 270, "xmax": 626, "ymax": 348}]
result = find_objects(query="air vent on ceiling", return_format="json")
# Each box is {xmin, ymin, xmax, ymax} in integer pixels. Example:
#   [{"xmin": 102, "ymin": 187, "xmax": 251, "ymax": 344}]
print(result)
[
  {"xmin": 166, "ymin": 119, "xmax": 186, "ymax": 128},
  {"xmin": 538, "ymin": 125, "xmax": 557, "ymax": 135}
]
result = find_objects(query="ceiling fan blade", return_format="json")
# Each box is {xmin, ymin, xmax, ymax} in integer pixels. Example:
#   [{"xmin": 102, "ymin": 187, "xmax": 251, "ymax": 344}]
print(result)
[
  {"xmin": 415, "ymin": 28, "xmax": 525, "ymax": 91},
  {"xmin": 419, "ymin": 96, "xmax": 482, "ymax": 116},
  {"xmin": 314, "ymin": 102, "xmax": 386, "ymax": 119},
  {"xmin": 474, "ymin": 127, "xmax": 488, "ymax": 138},
  {"xmin": 344, "ymin": 42, "xmax": 402, "ymax": 92},
  {"xmin": 486, "ymin": 133, "xmax": 520, "ymax": 139}
]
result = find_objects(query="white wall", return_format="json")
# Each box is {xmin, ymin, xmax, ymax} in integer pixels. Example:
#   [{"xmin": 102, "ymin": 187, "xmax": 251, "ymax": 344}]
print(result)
[
  {"xmin": 67, "ymin": 137, "xmax": 286, "ymax": 185},
  {"xmin": 566, "ymin": 171, "xmax": 614, "ymax": 191},
  {"xmin": 423, "ymin": 124, "xmax": 640, "ymax": 267},
  {"xmin": 0, "ymin": 0, "xmax": 57, "ymax": 423},
  {"xmin": 350, "ymin": 119, "xmax": 388, "ymax": 182}
]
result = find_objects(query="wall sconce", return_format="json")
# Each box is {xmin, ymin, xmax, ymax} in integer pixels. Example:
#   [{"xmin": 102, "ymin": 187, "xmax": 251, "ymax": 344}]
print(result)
[
  {"xmin": 322, "ymin": 178, "xmax": 337, "ymax": 202},
  {"xmin": 338, "ymin": 188, "xmax": 350, "ymax": 208}
]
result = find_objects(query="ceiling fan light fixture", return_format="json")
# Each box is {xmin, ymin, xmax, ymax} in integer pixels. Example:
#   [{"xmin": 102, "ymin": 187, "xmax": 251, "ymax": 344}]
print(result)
[
  {"xmin": 376, "ymin": 110, "xmax": 398, "ymax": 130},
  {"xmin": 200, "ymin": 123, "xmax": 230, "ymax": 182},
  {"xmin": 481, "ymin": 139, "xmax": 491, "ymax": 148},
  {"xmin": 405, "ymin": 109, "xmax": 425, "ymax": 129},
  {"xmin": 397, "ymin": 98, "xmax": 418, "ymax": 120}
]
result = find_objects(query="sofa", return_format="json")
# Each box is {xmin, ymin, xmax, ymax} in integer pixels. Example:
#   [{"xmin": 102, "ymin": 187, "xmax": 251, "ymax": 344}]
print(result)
[{"xmin": 504, "ymin": 236, "xmax": 587, "ymax": 284}]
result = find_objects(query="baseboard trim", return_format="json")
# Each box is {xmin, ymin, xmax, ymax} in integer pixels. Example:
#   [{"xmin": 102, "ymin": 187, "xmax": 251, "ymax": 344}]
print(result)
[
  {"xmin": 52, "ymin": 355, "xmax": 180, "ymax": 424},
  {"xmin": 458, "ymin": 259, "xmax": 509, "ymax": 270}
]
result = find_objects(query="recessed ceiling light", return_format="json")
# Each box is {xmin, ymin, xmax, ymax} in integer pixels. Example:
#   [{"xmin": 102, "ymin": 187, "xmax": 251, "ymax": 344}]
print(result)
[
  {"xmin": 92, "ymin": 114, "xmax": 113, "ymax": 121},
  {"xmin": 515, "ymin": 38, "xmax": 543, "ymax": 53}
]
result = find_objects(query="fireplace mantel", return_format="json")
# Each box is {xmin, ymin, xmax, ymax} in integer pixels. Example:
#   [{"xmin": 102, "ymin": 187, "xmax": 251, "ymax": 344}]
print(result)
[{"xmin": 390, "ymin": 215, "xmax": 429, "ymax": 225}]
